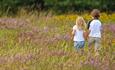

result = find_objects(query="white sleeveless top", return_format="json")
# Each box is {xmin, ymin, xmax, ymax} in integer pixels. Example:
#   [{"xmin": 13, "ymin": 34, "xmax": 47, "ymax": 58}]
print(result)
[{"xmin": 73, "ymin": 25, "xmax": 85, "ymax": 41}]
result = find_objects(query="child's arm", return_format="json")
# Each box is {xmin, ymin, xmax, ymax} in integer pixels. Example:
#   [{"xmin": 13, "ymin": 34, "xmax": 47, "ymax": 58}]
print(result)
[
  {"xmin": 71, "ymin": 25, "xmax": 76, "ymax": 40},
  {"xmin": 71, "ymin": 29, "xmax": 75, "ymax": 40},
  {"xmin": 83, "ymin": 30, "xmax": 90, "ymax": 40},
  {"xmin": 72, "ymin": 29, "xmax": 75, "ymax": 35}
]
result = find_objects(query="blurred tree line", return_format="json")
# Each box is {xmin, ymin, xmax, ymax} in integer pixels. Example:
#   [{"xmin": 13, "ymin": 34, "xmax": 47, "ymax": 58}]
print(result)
[
  {"xmin": 0, "ymin": 0, "xmax": 44, "ymax": 15},
  {"xmin": 0, "ymin": 0, "xmax": 114, "ymax": 15},
  {"xmin": 45, "ymin": 0, "xmax": 115, "ymax": 12}
]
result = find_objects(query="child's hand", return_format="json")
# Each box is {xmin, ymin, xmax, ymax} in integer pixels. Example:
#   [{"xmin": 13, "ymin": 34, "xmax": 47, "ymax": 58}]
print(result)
[{"xmin": 83, "ymin": 31, "xmax": 88, "ymax": 40}]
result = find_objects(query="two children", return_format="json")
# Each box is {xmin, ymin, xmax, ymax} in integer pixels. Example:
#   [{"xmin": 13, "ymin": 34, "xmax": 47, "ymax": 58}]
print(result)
[{"xmin": 72, "ymin": 9, "xmax": 102, "ymax": 55}]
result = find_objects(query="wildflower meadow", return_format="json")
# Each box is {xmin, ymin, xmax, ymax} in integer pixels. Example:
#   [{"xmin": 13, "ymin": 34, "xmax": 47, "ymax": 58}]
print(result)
[{"xmin": 0, "ymin": 10, "xmax": 115, "ymax": 70}]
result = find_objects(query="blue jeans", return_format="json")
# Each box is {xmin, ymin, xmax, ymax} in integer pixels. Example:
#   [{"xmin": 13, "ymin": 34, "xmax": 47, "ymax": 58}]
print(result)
[{"xmin": 74, "ymin": 41, "xmax": 85, "ymax": 50}]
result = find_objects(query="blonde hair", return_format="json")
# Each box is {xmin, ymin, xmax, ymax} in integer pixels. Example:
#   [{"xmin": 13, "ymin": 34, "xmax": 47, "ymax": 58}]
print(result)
[{"xmin": 76, "ymin": 16, "xmax": 86, "ymax": 30}]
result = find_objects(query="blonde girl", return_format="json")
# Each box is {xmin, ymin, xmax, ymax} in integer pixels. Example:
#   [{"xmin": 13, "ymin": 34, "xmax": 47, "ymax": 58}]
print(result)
[{"xmin": 72, "ymin": 16, "xmax": 86, "ymax": 50}]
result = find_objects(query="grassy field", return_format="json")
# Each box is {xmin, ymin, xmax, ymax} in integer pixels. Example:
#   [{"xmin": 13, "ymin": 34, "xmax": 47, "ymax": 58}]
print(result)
[{"xmin": 0, "ymin": 11, "xmax": 115, "ymax": 70}]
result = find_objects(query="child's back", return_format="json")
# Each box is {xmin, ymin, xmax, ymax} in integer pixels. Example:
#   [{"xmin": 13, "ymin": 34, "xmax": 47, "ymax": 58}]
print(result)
[
  {"xmin": 89, "ymin": 19, "xmax": 101, "ymax": 38},
  {"xmin": 87, "ymin": 9, "xmax": 102, "ymax": 56},
  {"xmin": 72, "ymin": 16, "xmax": 86, "ymax": 50},
  {"xmin": 73, "ymin": 25, "xmax": 85, "ymax": 41}
]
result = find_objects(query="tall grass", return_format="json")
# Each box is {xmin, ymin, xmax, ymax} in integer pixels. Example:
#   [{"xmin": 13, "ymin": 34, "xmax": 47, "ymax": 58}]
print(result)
[{"xmin": 0, "ymin": 10, "xmax": 115, "ymax": 70}]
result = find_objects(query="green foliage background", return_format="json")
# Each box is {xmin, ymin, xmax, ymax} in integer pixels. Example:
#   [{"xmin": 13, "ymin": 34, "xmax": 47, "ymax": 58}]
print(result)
[
  {"xmin": 45, "ymin": 0, "xmax": 115, "ymax": 12},
  {"xmin": 0, "ymin": 0, "xmax": 115, "ymax": 15}
]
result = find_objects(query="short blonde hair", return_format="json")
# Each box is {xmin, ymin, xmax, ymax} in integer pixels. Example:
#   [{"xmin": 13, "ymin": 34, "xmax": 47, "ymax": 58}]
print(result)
[{"xmin": 76, "ymin": 16, "xmax": 86, "ymax": 30}]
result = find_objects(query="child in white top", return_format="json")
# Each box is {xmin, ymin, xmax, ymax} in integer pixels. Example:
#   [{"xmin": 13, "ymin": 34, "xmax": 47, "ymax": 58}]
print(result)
[
  {"xmin": 88, "ymin": 9, "xmax": 102, "ymax": 56},
  {"xmin": 72, "ymin": 16, "xmax": 86, "ymax": 50}
]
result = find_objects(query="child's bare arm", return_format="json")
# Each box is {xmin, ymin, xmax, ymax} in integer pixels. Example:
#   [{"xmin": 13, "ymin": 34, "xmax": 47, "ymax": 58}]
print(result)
[
  {"xmin": 72, "ymin": 29, "xmax": 75, "ymax": 35},
  {"xmin": 71, "ymin": 30, "xmax": 75, "ymax": 40}
]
